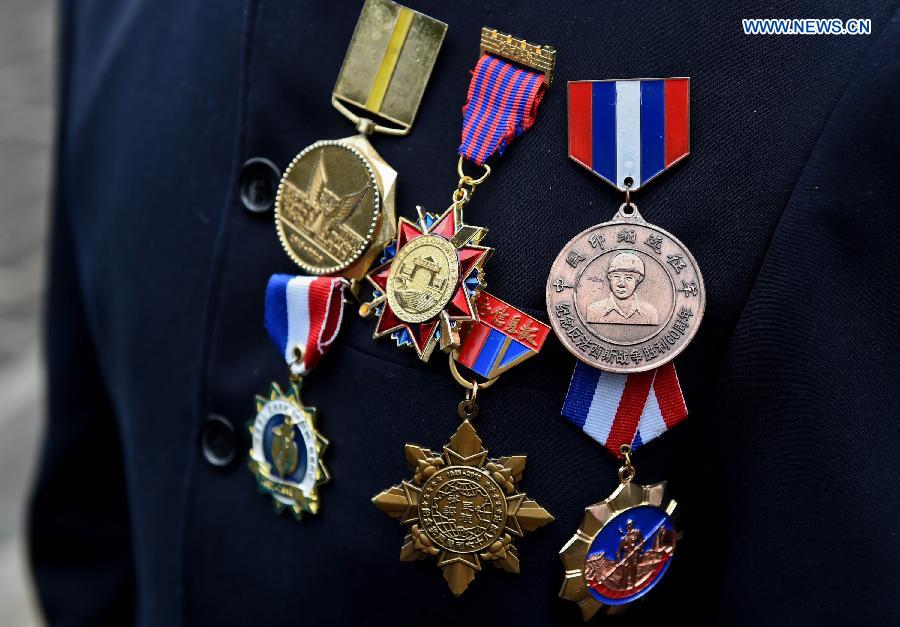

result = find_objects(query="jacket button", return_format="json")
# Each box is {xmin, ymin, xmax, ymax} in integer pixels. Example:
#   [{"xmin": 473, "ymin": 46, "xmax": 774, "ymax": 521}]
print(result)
[
  {"xmin": 239, "ymin": 157, "xmax": 280, "ymax": 213},
  {"xmin": 200, "ymin": 414, "xmax": 237, "ymax": 467}
]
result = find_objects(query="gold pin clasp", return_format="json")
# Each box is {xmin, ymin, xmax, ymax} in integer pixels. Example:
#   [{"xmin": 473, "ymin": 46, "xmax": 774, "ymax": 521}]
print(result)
[{"xmin": 479, "ymin": 27, "xmax": 556, "ymax": 85}]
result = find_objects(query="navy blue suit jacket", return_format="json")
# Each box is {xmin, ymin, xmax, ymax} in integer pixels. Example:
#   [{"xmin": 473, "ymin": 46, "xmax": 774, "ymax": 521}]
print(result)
[{"xmin": 30, "ymin": 1, "xmax": 900, "ymax": 625}]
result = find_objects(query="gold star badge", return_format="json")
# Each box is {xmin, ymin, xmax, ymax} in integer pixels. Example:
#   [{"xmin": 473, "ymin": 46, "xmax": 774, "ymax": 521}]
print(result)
[
  {"xmin": 248, "ymin": 382, "xmax": 329, "ymax": 519},
  {"xmin": 372, "ymin": 419, "xmax": 553, "ymax": 595}
]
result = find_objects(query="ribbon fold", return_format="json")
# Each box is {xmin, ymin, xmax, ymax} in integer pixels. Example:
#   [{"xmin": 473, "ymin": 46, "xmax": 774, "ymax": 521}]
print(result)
[
  {"xmin": 459, "ymin": 54, "xmax": 546, "ymax": 165},
  {"xmin": 264, "ymin": 275, "xmax": 347, "ymax": 377},
  {"xmin": 562, "ymin": 361, "xmax": 688, "ymax": 458}
]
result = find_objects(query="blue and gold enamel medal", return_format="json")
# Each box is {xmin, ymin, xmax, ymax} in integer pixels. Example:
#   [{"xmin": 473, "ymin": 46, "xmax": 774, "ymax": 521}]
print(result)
[
  {"xmin": 559, "ymin": 449, "xmax": 678, "ymax": 619},
  {"xmin": 249, "ymin": 381, "xmax": 329, "ymax": 518},
  {"xmin": 249, "ymin": 274, "xmax": 347, "ymax": 519}
]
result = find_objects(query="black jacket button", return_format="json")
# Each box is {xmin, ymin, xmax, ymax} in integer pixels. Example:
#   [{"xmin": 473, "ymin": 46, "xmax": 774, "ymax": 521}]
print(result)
[
  {"xmin": 239, "ymin": 157, "xmax": 280, "ymax": 213},
  {"xmin": 200, "ymin": 414, "xmax": 237, "ymax": 467}
]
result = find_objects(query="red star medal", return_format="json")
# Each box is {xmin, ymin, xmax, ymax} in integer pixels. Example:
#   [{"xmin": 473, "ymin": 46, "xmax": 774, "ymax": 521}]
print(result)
[{"xmin": 363, "ymin": 205, "xmax": 491, "ymax": 361}]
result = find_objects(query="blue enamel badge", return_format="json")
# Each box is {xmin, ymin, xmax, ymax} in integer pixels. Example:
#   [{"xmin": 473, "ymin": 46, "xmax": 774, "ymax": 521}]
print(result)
[{"xmin": 248, "ymin": 381, "xmax": 329, "ymax": 519}]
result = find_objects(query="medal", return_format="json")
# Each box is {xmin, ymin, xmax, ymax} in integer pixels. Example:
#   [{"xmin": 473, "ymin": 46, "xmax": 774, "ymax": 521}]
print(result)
[
  {"xmin": 248, "ymin": 275, "xmax": 347, "ymax": 519},
  {"xmin": 547, "ymin": 78, "xmax": 701, "ymax": 614},
  {"xmin": 373, "ymin": 293, "xmax": 554, "ymax": 595},
  {"xmin": 559, "ymin": 447, "xmax": 678, "ymax": 619},
  {"xmin": 360, "ymin": 28, "xmax": 556, "ymax": 360},
  {"xmin": 275, "ymin": 0, "xmax": 447, "ymax": 280}
]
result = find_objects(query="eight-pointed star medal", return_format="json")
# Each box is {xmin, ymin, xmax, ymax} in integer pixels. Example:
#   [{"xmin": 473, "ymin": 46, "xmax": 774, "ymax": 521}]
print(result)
[{"xmin": 372, "ymin": 419, "xmax": 554, "ymax": 596}]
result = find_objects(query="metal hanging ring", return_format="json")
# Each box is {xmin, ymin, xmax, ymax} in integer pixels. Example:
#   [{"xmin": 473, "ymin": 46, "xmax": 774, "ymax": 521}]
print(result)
[
  {"xmin": 451, "ymin": 187, "xmax": 469, "ymax": 206},
  {"xmin": 467, "ymin": 380, "xmax": 479, "ymax": 407},
  {"xmin": 457, "ymin": 156, "xmax": 491, "ymax": 186},
  {"xmin": 288, "ymin": 345, "xmax": 306, "ymax": 382},
  {"xmin": 448, "ymin": 352, "xmax": 499, "ymax": 390},
  {"xmin": 458, "ymin": 398, "xmax": 479, "ymax": 420},
  {"xmin": 623, "ymin": 186, "xmax": 635, "ymax": 212},
  {"xmin": 617, "ymin": 443, "xmax": 635, "ymax": 484},
  {"xmin": 618, "ymin": 464, "xmax": 636, "ymax": 484}
]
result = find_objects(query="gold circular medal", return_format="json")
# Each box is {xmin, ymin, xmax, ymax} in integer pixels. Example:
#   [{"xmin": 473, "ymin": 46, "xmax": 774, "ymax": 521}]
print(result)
[
  {"xmin": 385, "ymin": 234, "xmax": 459, "ymax": 324},
  {"xmin": 546, "ymin": 204, "xmax": 705, "ymax": 373},
  {"xmin": 275, "ymin": 141, "xmax": 380, "ymax": 275},
  {"xmin": 418, "ymin": 466, "xmax": 508, "ymax": 553}
]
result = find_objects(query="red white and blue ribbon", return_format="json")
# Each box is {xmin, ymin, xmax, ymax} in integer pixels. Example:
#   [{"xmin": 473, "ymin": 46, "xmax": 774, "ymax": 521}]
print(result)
[
  {"xmin": 455, "ymin": 292, "xmax": 550, "ymax": 379},
  {"xmin": 265, "ymin": 275, "xmax": 347, "ymax": 377},
  {"xmin": 459, "ymin": 55, "xmax": 547, "ymax": 165},
  {"xmin": 568, "ymin": 78, "xmax": 689, "ymax": 191},
  {"xmin": 562, "ymin": 361, "xmax": 687, "ymax": 458}
]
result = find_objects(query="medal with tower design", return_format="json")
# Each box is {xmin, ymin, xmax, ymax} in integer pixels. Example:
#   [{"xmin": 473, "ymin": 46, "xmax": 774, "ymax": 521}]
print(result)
[{"xmin": 275, "ymin": 0, "xmax": 447, "ymax": 280}]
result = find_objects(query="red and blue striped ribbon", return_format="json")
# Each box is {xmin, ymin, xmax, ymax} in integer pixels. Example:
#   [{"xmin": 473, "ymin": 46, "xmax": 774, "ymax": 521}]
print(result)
[{"xmin": 459, "ymin": 55, "xmax": 546, "ymax": 165}]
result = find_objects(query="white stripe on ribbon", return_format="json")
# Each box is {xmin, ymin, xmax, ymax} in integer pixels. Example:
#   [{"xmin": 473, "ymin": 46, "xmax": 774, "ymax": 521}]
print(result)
[
  {"xmin": 583, "ymin": 371, "xmax": 628, "ymax": 446},
  {"xmin": 284, "ymin": 277, "xmax": 312, "ymax": 366},
  {"xmin": 615, "ymin": 80, "xmax": 641, "ymax": 189},
  {"xmin": 637, "ymin": 385, "xmax": 668, "ymax": 444}
]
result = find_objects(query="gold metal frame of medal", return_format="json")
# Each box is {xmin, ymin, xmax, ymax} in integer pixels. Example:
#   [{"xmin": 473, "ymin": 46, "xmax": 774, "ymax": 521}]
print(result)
[
  {"xmin": 276, "ymin": 136, "xmax": 396, "ymax": 279},
  {"xmin": 274, "ymin": 0, "xmax": 447, "ymax": 279},
  {"xmin": 248, "ymin": 381, "xmax": 330, "ymax": 520},
  {"xmin": 546, "ymin": 202, "xmax": 705, "ymax": 374},
  {"xmin": 559, "ymin": 478, "xmax": 677, "ymax": 620}
]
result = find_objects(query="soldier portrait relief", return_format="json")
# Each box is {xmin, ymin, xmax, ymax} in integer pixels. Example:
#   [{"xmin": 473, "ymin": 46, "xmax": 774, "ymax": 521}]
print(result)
[
  {"xmin": 569, "ymin": 243, "xmax": 677, "ymax": 348},
  {"xmin": 586, "ymin": 252, "xmax": 660, "ymax": 326}
]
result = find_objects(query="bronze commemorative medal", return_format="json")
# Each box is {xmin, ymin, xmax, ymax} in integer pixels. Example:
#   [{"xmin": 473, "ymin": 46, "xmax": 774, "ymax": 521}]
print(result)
[
  {"xmin": 359, "ymin": 28, "xmax": 556, "ymax": 361},
  {"xmin": 548, "ymin": 78, "xmax": 702, "ymax": 617},
  {"xmin": 369, "ymin": 29, "xmax": 557, "ymax": 596},
  {"xmin": 275, "ymin": 0, "xmax": 447, "ymax": 280},
  {"xmin": 372, "ymin": 416, "xmax": 554, "ymax": 596},
  {"xmin": 546, "ymin": 203, "xmax": 704, "ymax": 373},
  {"xmin": 548, "ymin": 78, "xmax": 704, "ymax": 374}
]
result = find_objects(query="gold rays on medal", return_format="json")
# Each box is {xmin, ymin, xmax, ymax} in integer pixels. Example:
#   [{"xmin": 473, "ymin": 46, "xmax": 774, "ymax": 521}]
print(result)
[{"xmin": 372, "ymin": 419, "xmax": 553, "ymax": 595}]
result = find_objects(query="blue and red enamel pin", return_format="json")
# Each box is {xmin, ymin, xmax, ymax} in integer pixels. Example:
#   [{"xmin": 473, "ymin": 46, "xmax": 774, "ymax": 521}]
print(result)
[{"xmin": 547, "ymin": 78, "xmax": 704, "ymax": 618}]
